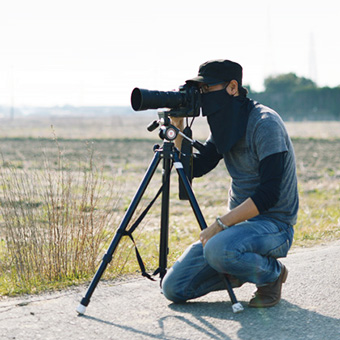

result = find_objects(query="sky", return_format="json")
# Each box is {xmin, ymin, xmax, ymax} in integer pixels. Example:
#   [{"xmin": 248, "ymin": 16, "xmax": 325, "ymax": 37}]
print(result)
[{"xmin": 0, "ymin": 0, "xmax": 339, "ymax": 107}]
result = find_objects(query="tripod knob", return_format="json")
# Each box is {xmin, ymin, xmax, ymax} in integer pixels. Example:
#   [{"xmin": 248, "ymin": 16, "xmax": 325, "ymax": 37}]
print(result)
[
  {"xmin": 159, "ymin": 125, "xmax": 179, "ymax": 141},
  {"xmin": 153, "ymin": 144, "xmax": 160, "ymax": 152},
  {"xmin": 147, "ymin": 120, "xmax": 160, "ymax": 132}
]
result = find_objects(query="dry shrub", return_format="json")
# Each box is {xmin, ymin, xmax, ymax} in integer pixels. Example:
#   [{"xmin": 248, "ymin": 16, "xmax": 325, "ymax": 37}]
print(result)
[{"xmin": 0, "ymin": 141, "xmax": 120, "ymax": 293}]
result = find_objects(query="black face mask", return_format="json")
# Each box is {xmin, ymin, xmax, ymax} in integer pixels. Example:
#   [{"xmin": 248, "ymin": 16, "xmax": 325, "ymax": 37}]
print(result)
[{"xmin": 201, "ymin": 89, "xmax": 250, "ymax": 154}]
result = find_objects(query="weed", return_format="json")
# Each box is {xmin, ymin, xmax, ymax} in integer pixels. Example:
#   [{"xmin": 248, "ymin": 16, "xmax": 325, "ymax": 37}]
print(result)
[{"xmin": 0, "ymin": 140, "xmax": 123, "ymax": 295}]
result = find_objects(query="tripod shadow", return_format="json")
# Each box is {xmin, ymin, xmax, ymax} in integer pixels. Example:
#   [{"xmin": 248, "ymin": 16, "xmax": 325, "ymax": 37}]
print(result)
[
  {"xmin": 79, "ymin": 314, "xmax": 170, "ymax": 340},
  {"xmin": 80, "ymin": 312, "xmax": 231, "ymax": 340},
  {"xmin": 79, "ymin": 298, "xmax": 339, "ymax": 339},
  {"xmin": 168, "ymin": 299, "xmax": 340, "ymax": 339}
]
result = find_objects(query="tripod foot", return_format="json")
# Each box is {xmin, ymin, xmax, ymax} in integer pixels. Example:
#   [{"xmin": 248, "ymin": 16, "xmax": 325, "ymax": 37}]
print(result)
[
  {"xmin": 76, "ymin": 303, "xmax": 87, "ymax": 315},
  {"xmin": 232, "ymin": 302, "xmax": 244, "ymax": 313}
]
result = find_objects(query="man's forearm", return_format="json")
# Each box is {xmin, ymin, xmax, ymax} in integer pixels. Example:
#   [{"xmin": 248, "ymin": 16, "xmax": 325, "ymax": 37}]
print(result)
[
  {"xmin": 219, "ymin": 197, "xmax": 259, "ymax": 228},
  {"xmin": 200, "ymin": 198, "xmax": 259, "ymax": 247}
]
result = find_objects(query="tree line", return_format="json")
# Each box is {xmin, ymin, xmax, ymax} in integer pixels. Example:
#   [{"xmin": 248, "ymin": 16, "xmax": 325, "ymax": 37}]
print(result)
[{"xmin": 248, "ymin": 73, "xmax": 340, "ymax": 121}]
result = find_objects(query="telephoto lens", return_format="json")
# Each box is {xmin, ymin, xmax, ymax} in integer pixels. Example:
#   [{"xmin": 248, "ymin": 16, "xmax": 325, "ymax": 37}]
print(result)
[
  {"xmin": 131, "ymin": 83, "xmax": 201, "ymax": 117},
  {"xmin": 131, "ymin": 88, "xmax": 185, "ymax": 111}
]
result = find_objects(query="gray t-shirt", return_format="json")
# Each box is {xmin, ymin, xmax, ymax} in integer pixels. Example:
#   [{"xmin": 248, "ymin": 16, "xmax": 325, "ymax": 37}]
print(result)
[{"xmin": 224, "ymin": 102, "xmax": 299, "ymax": 225}]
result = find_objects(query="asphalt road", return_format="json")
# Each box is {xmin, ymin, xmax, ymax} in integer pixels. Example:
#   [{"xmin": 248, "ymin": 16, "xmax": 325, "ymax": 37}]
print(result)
[{"xmin": 1, "ymin": 240, "xmax": 339, "ymax": 340}]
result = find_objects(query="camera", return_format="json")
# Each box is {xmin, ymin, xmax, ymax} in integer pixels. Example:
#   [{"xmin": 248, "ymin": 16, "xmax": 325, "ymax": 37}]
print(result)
[{"xmin": 130, "ymin": 83, "xmax": 201, "ymax": 117}]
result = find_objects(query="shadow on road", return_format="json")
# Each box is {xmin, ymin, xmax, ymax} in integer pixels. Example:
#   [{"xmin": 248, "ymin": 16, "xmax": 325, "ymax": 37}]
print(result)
[
  {"xmin": 169, "ymin": 300, "xmax": 340, "ymax": 339},
  {"xmin": 79, "ymin": 299, "xmax": 340, "ymax": 339}
]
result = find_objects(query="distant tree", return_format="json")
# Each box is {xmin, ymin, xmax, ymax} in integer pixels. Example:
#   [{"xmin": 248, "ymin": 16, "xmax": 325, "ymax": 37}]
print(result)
[
  {"xmin": 264, "ymin": 73, "xmax": 317, "ymax": 93},
  {"xmin": 243, "ymin": 84, "xmax": 252, "ymax": 95}
]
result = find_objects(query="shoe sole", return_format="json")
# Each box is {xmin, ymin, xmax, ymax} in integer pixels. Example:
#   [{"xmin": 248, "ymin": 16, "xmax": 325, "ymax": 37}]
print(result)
[{"xmin": 281, "ymin": 265, "xmax": 288, "ymax": 283}]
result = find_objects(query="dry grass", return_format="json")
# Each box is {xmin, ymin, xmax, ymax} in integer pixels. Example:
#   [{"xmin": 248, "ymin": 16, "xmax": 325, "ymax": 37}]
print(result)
[
  {"xmin": 0, "ymin": 114, "xmax": 339, "ymax": 296},
  {"xmin": 0, "ymin": 137, "xmax": 123, "ymax": 295}
]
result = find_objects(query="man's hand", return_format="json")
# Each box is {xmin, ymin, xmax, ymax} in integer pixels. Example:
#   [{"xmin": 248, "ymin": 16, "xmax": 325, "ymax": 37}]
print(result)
[
  {"xmin": 170, "ymin": 117, "xmax": 185, "ymax": 150},
  {"xmin": 199, "ymin": 198, "xmax": 260, "ymax": 247},
  {"xmin": 199, "ymin": 221, "xmax": 222, "ymax": 247},
  {"xmin": 170, "ymin": 117, "xmax": 185, "ymax": 130}
]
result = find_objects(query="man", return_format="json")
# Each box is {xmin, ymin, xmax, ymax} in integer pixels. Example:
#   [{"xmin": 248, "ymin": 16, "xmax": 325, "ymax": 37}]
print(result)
[{"xmin": 161, "ymin": 59, "xmax": 299, "ymax": 308}]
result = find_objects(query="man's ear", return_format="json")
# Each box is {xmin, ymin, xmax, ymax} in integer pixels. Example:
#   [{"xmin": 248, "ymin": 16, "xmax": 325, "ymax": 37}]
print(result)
[{"xmin": 226, "ymin": 80, "xmax": 239, "ymax": 96}]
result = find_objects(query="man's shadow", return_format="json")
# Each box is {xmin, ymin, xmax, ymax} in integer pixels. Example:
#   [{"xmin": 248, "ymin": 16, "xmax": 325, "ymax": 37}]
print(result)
[
  {"xmin": 81, "ymin": 298, "xmax": 339, "ymax": 340},
  {"xmin": 168, "ymin": 299, "xmax": 340, "ymax": 340}
]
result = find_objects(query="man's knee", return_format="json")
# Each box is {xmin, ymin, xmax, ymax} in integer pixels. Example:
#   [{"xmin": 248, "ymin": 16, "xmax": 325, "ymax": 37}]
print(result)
[
  {"xmin": 161, "ymin": 270, "xmax": 187, "ymax": 304},
  {"xmin": 204, "ymin": 237, "xmax": 240, "ymax": 273}
]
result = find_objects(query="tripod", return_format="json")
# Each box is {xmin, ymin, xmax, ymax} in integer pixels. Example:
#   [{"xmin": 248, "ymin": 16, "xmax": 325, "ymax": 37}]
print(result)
[{"xmin": 77, "ymin": 121, "xmax": 243, "ymax": 315}]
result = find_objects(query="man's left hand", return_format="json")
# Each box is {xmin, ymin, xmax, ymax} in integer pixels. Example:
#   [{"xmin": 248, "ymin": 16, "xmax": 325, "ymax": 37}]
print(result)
[{"xmin": 199, "ymin": 222, "xmax": 222, "ymax": 247}]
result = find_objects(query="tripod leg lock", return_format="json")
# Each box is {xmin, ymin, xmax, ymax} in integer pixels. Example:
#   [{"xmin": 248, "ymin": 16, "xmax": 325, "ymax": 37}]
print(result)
[{"xmin": 102, "ymin": 253, "xmax": 113, "ymax": 264}]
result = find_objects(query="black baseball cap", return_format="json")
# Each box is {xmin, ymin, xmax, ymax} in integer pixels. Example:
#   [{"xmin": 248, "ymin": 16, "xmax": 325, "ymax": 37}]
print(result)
[{"xmin": 186, "ymin": 59, "xmax": 243, "ymax": 86}]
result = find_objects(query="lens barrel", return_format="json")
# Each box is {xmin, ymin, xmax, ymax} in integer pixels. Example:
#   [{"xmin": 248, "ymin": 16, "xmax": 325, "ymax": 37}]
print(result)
[{"xmin": 131, "ymin": 88, "xmax": 185, "ymax": 111}]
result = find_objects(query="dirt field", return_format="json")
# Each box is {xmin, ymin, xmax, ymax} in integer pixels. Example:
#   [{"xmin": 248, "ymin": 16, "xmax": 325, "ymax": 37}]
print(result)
[
  {"xmin": 1, "ymin": 115, "xmax": 339, "ymax": 182},
  {"xmin": 1, "ymin": 113, "xmax": 340, "ymax": 140},
  {"xmin": 0, "ymin": 115, "xmax": 339, "ymax": 245}
]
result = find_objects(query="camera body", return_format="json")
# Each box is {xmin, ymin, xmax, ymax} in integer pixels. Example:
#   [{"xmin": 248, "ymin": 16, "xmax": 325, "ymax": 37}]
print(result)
[{"xmin": 131, "ymin": 83, "xmax": 201, "ymax": 117}]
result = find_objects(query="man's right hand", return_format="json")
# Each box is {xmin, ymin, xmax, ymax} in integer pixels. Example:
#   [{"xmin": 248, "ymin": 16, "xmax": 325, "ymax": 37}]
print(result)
[
  {"xmin": 170, "ymin": 117, "xmax": 184, "ymax": 129},
  {"xmin": 170, "ymin": 117, "xmax": 185, "ymax": 150}
]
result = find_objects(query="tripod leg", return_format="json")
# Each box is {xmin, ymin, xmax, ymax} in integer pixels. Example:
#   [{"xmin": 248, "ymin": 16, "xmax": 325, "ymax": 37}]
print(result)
[
  {"xmin": 77, "ymin": 151, "xmax": 162, "ymax": 315},
  {"xmin": 159, "ymin": 150, "xmax": 171, "ymax": 279},
  {"xmin": 173, "ymin": 153, "xmax": 244, "ymax": 313}
]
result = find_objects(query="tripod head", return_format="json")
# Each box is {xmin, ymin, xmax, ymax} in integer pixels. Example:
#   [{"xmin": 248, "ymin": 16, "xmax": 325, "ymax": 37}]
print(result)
[
  {"xmin": 147, "ymin": 110, "xmax": 205, "ymax": 151},
  {"xmin": 146, "ymin": 111, "xmax": 179, "ymax": 141}
]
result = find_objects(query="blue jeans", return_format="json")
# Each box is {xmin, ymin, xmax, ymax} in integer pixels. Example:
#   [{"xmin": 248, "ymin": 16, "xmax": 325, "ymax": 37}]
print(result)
[{"xmin": 162, "ymin": 216, "xmax": 294, "ymax": 303}]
